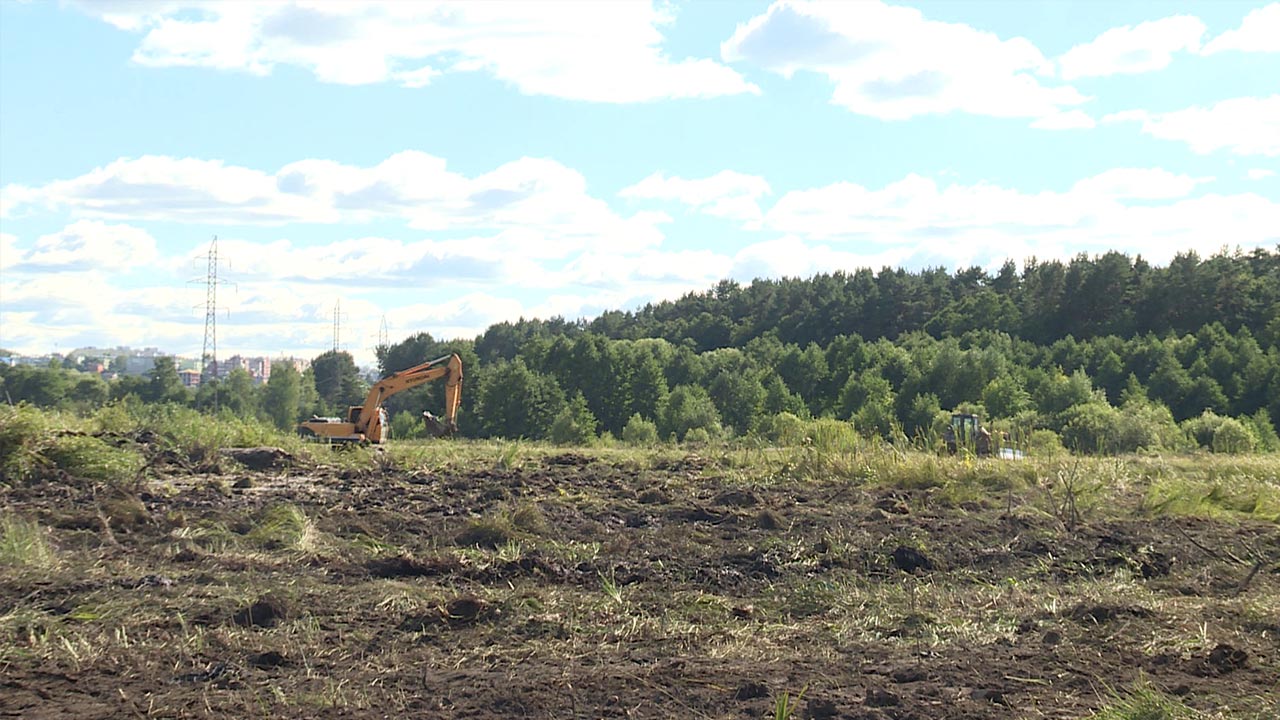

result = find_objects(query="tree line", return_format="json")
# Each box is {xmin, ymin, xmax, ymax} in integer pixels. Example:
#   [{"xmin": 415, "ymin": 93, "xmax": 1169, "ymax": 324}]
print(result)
[{"xmin": 3, "ymin": 249, "xmax": 1278, "ymax": 454}]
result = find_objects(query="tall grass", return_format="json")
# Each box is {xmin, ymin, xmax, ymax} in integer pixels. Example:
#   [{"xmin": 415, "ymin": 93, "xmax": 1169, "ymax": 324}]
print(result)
[{"xmin": 0, "ymin": 515, "xmax": 58, "ymax": 568}]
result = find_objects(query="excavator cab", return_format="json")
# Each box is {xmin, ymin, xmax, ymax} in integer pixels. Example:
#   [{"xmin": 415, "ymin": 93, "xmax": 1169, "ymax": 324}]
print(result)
[{"xmin": 944, "ymin": 413, "xmax": 994, "ymax": 455}]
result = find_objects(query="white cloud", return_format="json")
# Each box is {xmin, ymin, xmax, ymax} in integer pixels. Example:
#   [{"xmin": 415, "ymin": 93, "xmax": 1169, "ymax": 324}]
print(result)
[
  {"xmin": 1248, "ymin": 168, "xmax": 1276, "ymax": 180},
  {"xmin": 1070, "ymin": 168, "xmax": 1211, "ymax": 199},
  {"xmin": 620, "ymin": 171, "xmax": 771, "ymax": 221},
  {"xmin": 1103, "ymin": 95, "xmax": 1280, "ymax": 156},
  {"xmin": 721, "ymin": 0, "xmax": 1085, "ymax": 121},
  {"xmin": 1058, "ymin": 15, "xmax": 1205, "ymax": 79},
  {"xmin": 0, "ymin": 233, "xmax": 18, "ymax": 271},
  {"xmin": 1, "ymin": 153, "xmax": 670, "ymax": 257},
  {"xmin": 1203, "ymin": 3, "xmax": 1280, "ymax": 54},
  {"xmin": 73, "ymin": 1, "xmax": 758, "ymax": 102},
  {"xmin": 761, "ymin": 169, "xmax": 1278, "ymax": 267},
  {"xmin": 1031, "ymin": 110, "xmax": 1096, "ymax": 130},
  {"xmin": 7, "ymin": 221, "xmax": 159, "ymax": 271}
]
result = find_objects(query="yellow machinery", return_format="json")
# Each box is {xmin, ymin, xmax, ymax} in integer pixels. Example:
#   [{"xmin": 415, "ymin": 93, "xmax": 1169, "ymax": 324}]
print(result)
[{"xmin": 298, "ymin": 353, "xmax": 463, "ymax": 443}]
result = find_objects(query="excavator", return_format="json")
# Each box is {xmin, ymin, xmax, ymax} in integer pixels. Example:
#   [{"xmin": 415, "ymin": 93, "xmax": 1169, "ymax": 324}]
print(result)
[
  {"xmin": 943, "ymin": 412, "xmax": 1023, "ymax": 459},
  {"xmin": 298, "ymin": 353, "xmax": 463, "ymax": 444}
]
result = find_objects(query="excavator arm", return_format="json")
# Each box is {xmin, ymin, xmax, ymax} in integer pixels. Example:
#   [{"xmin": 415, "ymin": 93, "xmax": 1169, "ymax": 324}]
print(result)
[{"xmin": 299, "ymin": 353, "xmax": 463, "ymax": 443}]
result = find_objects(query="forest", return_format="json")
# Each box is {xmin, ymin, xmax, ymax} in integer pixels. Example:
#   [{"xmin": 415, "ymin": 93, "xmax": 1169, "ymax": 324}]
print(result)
[{"xmin": 4, "ymin": 248, "xmax": 1279, "ymax": 454}]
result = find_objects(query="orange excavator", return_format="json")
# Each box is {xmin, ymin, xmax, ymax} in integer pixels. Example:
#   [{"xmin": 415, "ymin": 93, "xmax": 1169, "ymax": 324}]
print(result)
[{"xmin": 298, "ymin": 353, "xmax": 463, "ymax": 443}]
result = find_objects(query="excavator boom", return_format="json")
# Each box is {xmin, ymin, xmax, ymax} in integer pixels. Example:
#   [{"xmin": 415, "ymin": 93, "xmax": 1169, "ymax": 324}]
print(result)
[{"xmin": 298, "ymin": 353, "xmax": 463, "ymax": 443}]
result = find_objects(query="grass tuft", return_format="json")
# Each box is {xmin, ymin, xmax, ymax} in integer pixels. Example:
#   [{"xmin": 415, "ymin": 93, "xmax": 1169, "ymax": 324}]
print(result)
[
  {"xmin": 1089, "ymin": 681, "xmax": 1199, "ymax": 720},
  {"xmin": 0, "ymin": 515, "xmax": 58, "ymax": 568},
  {"xmin": 247, "ymin": 504, "xmax": 316, "ymax": 551}
]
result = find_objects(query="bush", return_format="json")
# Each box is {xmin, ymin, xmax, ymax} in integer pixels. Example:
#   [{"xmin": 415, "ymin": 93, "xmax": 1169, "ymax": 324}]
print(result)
[
  {"xmin": 389, "ymin": 411, "xmax": 425, "ymax": 440},
  {"xmin": 1212, "ymin": 418, "xmax": 1255, "ymax": 454},
  {"xmin": 620, "ymin": 414, "xmax": 659, "ymax": 446},
  {"xmin": 806, "ymin": 417, "xmax": 858, "ymax": 453},
  {"xmin": 1027, "ymin": 429, "xmax": 1065, "ymax": 457},
  {"xmin": 683, "ymin": 427, "xmax": 711, "ymax": 446},
  {"xmin": 762, "ymin": 411, "xmax": 806, "ymax": 446},
  {"xmin": 549, "ymin": 393, "xmax": 598, "ymax": 446}
]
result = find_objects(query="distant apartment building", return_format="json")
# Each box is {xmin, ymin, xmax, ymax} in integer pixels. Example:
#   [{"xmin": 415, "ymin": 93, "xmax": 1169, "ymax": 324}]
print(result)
[
  {"xmin": 178, "ymin": 369, "xmax": 202, "ymax": 388},
  {"xmin": 218, "ymin": 355, "xmax": 274, "ymax": 384}
]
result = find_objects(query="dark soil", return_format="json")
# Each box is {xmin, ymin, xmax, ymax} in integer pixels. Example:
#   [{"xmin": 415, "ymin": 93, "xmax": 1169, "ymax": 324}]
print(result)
[{"xmin": 1, "ymin": 450, "xmax": 1277, "ymax": 719}]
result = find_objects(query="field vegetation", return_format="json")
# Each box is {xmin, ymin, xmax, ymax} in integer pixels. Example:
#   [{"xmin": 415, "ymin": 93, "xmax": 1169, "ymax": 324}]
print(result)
[{"xmin": 1, "ymin": 402, "xmax": 1276, "ymax": 719}]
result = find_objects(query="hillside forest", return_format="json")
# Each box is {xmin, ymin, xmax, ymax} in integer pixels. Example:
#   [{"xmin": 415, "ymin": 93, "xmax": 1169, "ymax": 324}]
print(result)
[{"xmin": 4, "ymin": 249, "xmax": 1280, "ymax": 455}]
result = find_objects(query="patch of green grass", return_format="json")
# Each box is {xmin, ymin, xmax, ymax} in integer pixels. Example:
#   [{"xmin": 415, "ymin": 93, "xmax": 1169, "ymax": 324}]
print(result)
[
  {"xmin": 1090, "ymin": 681, "xmax": 1199, "ymax": 720},
  {"xmin": 45, "ymin": 435, "xmax": 145, "ymax": 483},
  {"xmin": 0, "ymin": 514, "xmax": 58, "ymax": 568},
  {"xmin": 247, "ymin": 504, "xmax": 316, "ymax": 551},
  {"xmin": 1147, "ymin": 477, "xmax": 1280, "ymax": 523}
]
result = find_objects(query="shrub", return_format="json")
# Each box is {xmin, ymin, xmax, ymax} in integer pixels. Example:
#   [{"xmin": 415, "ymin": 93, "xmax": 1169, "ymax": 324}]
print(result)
[
  {"xmin": 683, "ymin": 427, "xmax": 712, "ymax": 446},
  {"xmin": 1212, "ymin": 417, "xmax": 1255, "ymax": 454},
  {"xmin": 620, "ymin": 414, "xmax": 659, "ymax": 446},
  {"xmin": 389, "ymin": 410, "xmax": 425, "ymax": 440},
  {"xmin": 761, "ymin": 412, "xmax": 805, "ymax": 445},
  {"xmin": 549, "ymin": 393, "xmax": 598, "ymax": 446},
  {"xmin": 1027, "ymin": 429, "xmax": 1065, "ymax": 457}
]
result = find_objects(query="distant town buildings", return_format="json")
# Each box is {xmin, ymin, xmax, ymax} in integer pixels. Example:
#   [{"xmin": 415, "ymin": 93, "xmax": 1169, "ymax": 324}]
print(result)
[{"xmin": 1, "ymin": 346, "xmax": 310, "ymax": 388}]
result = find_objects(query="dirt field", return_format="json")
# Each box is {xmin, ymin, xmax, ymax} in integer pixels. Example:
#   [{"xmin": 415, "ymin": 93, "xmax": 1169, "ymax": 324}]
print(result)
[{"xmin": 2, "ymin": 443, "xmax": 1277, "ymax": 719}]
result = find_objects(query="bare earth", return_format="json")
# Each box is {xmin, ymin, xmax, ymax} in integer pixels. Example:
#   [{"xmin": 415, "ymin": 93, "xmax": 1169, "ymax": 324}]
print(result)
[{"xmin": 2, "ymin": 448, "xmax": 1277, "ymax": 719}]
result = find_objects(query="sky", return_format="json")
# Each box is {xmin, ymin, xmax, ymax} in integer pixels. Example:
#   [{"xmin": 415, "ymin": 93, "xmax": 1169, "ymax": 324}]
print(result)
[{"xmin": 1, "ymin": 1, "xmax": 1277, "ymax": 366}]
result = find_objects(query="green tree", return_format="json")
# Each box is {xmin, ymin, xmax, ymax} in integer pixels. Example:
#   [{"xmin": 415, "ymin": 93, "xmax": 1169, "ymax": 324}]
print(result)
[
  {"xmin": 261, "ymin": 362, "xmax": 302, "ymax": 430},
  {"xmin": 549, "ymin": 392, "xmax": 598, "ymax": 445},
  {"xmin": 311, "ymin": 351, "xmax": 364, "ymax": 413},
  {"xmin": 473, "ymin": 358, "xmax": 566, "ymax": 439},
  {"xmin": 659, "ymin": 384, "xmax": 722, "ymax": 441},
  {"xmin": 145, "ymin": 357, "xmax": 188, "ymax": 405}
]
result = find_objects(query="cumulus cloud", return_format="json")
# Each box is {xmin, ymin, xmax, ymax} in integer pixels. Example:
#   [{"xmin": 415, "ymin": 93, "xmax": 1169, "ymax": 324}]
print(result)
[
  {"xmin": 1202, "ymin": 3, "xmax": 1280, "ymax": 55},
  {"xmin": 1057, "ymin": 15, "xmax": 1205, "ymax": 79},
  {"xmin": 1103, "ymin": 95, "xmax": 1280, "ymax": 156},
  {"xmin": 7, "ymin": 221, "xmax": 159, "ymax": 272},
  {"xmin": 721, "ymin": 0, "xmax": 1085, "ymax": 121},
  {"xmin": 761, "ymin": 169, "xmax": 1277, "ymax": 267},
  {"xmin": 1248, "ymin": 168, "xmax": 1276, "ymax": 180},
  {"xmin": 73, "ymin": 1, "xmax": 757, "ymax": 102},
  {"xmin": 620, "ymin": 171, "xmax": 771, "ymax": 222},
  {"xmin": 1070, "ymin": 168, "xmax": 1211, "ymax": 199},
  {"xmin": 1, "ymin": 152, "xmax": 670, "ymax": 256}
]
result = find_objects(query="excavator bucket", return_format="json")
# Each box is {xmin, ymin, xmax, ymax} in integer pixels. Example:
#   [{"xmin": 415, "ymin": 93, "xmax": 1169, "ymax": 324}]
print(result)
[{"xmin": 423, "ymin": 411, "xmax": 456, "ymax": 438}]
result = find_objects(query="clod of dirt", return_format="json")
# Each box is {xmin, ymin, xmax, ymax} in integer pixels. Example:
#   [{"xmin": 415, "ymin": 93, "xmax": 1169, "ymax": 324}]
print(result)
[
  {"xmin": 1068, "ymin": 603, "xmax": 1153, "ymax": 625},
  {"xmin": 232, "ymin": 596, "xmax": 292, "ymax": 628},
  {"xmin": 891, "ymin": 545, "xmax": 934, "ymax": 573},
  {"xmin": 232, "ymin": 477, "xmax": 254, "ymax": 489},
  {"xmin": 732, "ymin": 681, "xmax": 769, "ymax": 700},
  {"xmin": 874, "ymin": 496, "xmax": 910, "ymax": 514},
  {"xmin": 219, "ymin": 447, "xmax": 295, "ymax": 471},
  {"xmin": 1138, "ymin": 550, "xmax": 1173, "ymax": 578},
  {"xmin": 367, "ymin": 555, "xmax": 461, "ymax": 579},
  {"xmin": 637, "ymin": 489, "xmax": 669, "ymax": 504},
  {"xmin": 890, "ymin": 667, "xmax": 927, "ymax": 684},
  {"xmin": 1041, "ymin": 629, "xmax": 1062, "ymax": 646},
  {"xmin": 546, "ymin": 453, "xmax": 591, "ymax": 466},
  {"xmin": 732, "ymin": 604, "xmax": 756, "ymax": 620},
  {"xmin": 803, "ymin": 698, "xmax": 838, "ymax": 720},
  {"xmin": 713, "ymin": 489, "xmax": 759, "ymax": 508},
  {"xmin": 455, "ymin": 519, "xmax": 517, "ymax": 549},
  {"xmin": 756, "ymin": 509, "xmax": 782, "ymax": 530},
  {"xmin": 970, "ymin": 688, "xmax": 1009, "ymax": 705},
  {"xmin": 129, "ymin": 574, "xmax": 175, "ymax": 589},
  {"xmin": 175, "ymin": 661, "xmax": 232, "ymax": 684},
  {"xmin": 247, "ymin": 651, "xmax": 288, "ymax": 669},
  {"xmin": 1193, "ymin": 643, "xmax": 1249, "ymax": 676},
  {"xmin": 444, "ymin": 595, "xmax": 491, "ymax": 627},
  {"xmin": 865, "ymin": 687, "xmax": 900, "ymax": 707}
]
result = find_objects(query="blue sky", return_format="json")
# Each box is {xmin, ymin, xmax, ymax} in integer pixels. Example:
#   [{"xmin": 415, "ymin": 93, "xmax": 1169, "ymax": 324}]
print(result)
[{"xmin": 1, "ymin": 1, "xmax": 1276, "ymax": 364}]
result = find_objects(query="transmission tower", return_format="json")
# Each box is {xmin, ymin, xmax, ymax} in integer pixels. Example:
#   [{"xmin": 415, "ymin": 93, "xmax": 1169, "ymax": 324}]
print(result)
[
  {"xmin": 200, "ymin": 236, "xmax": 223, "ymax": 382},
  {"xmin": 378, "ymin": 315, "xmax": 389, "ymax": 348},
  {"xmin": 332, "ymin": 299, "xmax": 341, "ymax": 353}
]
